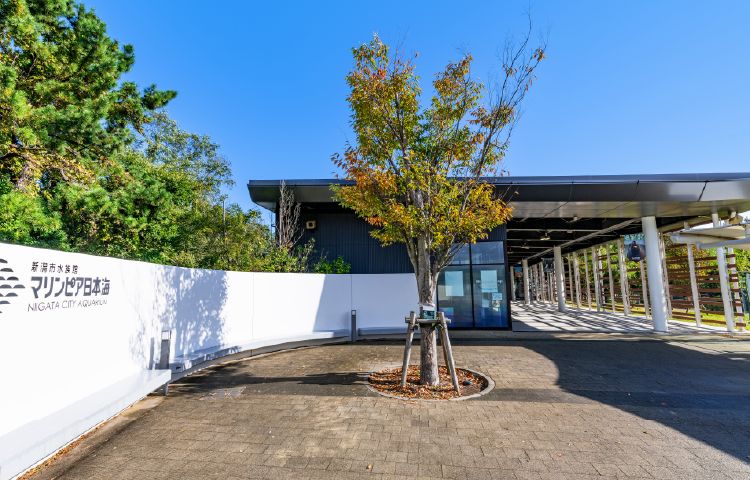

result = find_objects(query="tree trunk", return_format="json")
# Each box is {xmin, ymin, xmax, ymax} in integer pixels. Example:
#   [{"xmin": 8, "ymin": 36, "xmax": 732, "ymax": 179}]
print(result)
[
  {"xmin": 419, "ymin": 235, "xmax": 440, "ymax": 385},
  {"xmin": 405, "ymin": 233, "xmax": 440, "ymax": 386},
  {"xmin": 419, "ymin": 323, "xmax": 439, "ymax": 385}
]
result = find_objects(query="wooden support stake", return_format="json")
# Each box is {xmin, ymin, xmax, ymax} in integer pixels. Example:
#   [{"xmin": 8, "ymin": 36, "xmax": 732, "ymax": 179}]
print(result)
[
  {"xmin": 685, "ymin": 222, "xmax": 701, "ymax": 326},
  {"xmin": 438, "ymin": 312, "xmax": 460, "ymax": 394},
  {"xmin": 400, "ymin": 311, "xmax": 416, "ymax": 386}
]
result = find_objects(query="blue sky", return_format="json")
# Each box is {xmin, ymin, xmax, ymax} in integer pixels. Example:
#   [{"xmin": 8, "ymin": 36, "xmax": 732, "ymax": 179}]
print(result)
[{"xmin": 84, "ymin": 0, "xmax": 750, "ymax": 211}]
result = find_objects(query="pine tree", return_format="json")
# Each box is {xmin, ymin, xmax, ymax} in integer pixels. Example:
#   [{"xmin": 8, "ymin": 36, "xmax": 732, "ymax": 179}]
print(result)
[{"xmin": 0, "ymin": 0, "xmax": 177, "ymax": 193}]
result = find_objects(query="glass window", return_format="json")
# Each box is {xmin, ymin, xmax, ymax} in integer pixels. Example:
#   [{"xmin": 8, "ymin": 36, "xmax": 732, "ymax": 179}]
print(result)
[
  {"xmin": 437, "ymin": 239, "xmax": 509, "ymax": 328},
  {"xmin": 450, "ymin": 244, "xmax": 471, "ymax": 265},
  {"xmin": 471, "ymin": 265, "xmax": 508, "ymax": 327},
  {"xmin": 437, "ymin": 266, "xmax": 473, "ymax": 327},
  {"xmin": 471, "ymin": 241, "xmax": 504, "ymax": 265}
]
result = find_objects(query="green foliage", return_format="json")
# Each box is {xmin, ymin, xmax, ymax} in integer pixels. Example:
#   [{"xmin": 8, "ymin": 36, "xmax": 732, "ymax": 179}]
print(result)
[
  {"xmin": 0, "ymin": 0, "xmax": 176, "ymax": 193},
  {"xmin": 0, "ymin": 4, "xmax": 347, "ymax": 274},
  {"xmin": 262, "ymin": 242, "xmax": 315, "ymax": 273},
  {"xmin": 313, "ymin": 255, "xmax": 351, "ymax": 274},
  {"xmin": 736, "ymin": 249, "xmax": 750, "ymax": 273},
  {"xmin": 0, "ymin": 178, "xmax": 67, "ymax": 247},
  {"xmin": 1, "ymin": 110, "xmax": 342, "ymax": 273}
]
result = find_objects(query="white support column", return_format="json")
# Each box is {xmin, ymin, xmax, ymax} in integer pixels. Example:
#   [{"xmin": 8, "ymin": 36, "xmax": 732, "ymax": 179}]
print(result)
[
  {"xmin": 596, "ymin": 245, "xmax": 607, "ymax": 312},
  {"xmin": 617, "ymin": 239, "xmax": 631, "ymax": 315},
  {"xmin": 712, "ymin": 213, "xmax": 734, "ymax": 332},
  {"xmin": 539, "ymin": 265, "xmax": 544, "ymax": 302},
  {"xmin": 640, "ymin": 258, "xmax": 650, "ymax": 319},
  {"xmin": 567, "ymin": 255, "xmax": 574, "ymax": 307},
  {"xmin": 554, "ymin": 246, "xmax": 566, "ymax": 312},
  {"xmin": 583, "ymin": 249, "xmax": 591, "ymax": 310},
  {"xmin": 642, "ymin": 216, "xmax": 668, "ymax": 332},
  {"xmin": 606, "ymin": 244, "xmax": 616, "ymax": 313},
  {"xmin": 552, "ymin": 272, "xmax": 558, "ymax": 303},
  {"xmin": 592, "ymin": 247, "xmax": 601, "ymax": 312},
  {"xmin": 658, "ymin": 233, "xmax": 673, "ymax": 319},
  {"xmin": 537, "ymin": 263, "xmax": 547, "ymax": 303},
  {"xmin": 549, "ymin": 272, "xmax": 554, "ymax": 303},
  {"xmin": 684, "ymin": 222, "xmax": 701, "ymax": 326},
  {"xmin": 541, "ymin": 266, "xmax": 545, "ymax": 302},
  {"xmin": 563, "ymin": 255, "xmax": 569, "ymax": 306},
  {"xmin": 538, "ymin": 266, "xmax": 543, "ymax": 302},
  {"xmin": 522, "ymin": 259, "xmax": 530, "ymax": 305},
  {"xmin": 574, "ymin": 253, "xmax": 582, "ymax": 308},
  {"xmin": 536, "ymin": 263, "xmax": 547, "ymax": 303},
  {"xmin": 728, "ymin": 248, "xmax": 744, "ymax": 330}
]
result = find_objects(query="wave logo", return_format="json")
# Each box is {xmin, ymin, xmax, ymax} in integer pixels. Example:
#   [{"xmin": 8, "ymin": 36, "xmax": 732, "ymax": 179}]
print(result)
[{"xmin": 0, "ymin": 258, "xmax": 25, "ymax": 313}]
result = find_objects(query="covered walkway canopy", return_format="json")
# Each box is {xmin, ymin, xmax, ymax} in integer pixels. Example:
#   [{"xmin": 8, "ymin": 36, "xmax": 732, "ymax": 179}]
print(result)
[{"xmin": 248, "ymin": 173, "xmax": 750, "ymax": 334}]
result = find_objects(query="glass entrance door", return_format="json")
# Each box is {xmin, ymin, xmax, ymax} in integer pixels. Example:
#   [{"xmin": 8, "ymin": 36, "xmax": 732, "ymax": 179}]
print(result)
[
  {"xmin": 436, "ymin": 266, "xmax": 473, "ymax": 327},
  {"xmin": 472, "ymin": 265, "xmax": 507, "ymax": 327},
  {"xmin": 436, "ymin": 242, "xmax": 508, "ymax": 328}
]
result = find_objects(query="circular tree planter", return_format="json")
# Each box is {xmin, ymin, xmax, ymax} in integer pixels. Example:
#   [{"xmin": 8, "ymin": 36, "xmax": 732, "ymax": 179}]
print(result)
[{"xmin": 364, "ymin": 365, "xmax": 495, "ymax": 402}]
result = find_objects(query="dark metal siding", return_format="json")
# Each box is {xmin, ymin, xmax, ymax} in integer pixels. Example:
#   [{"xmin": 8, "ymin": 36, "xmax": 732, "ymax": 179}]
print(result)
[{"xmin": 297, "ymin": 212, "xmax": 507, "ymax": 274}]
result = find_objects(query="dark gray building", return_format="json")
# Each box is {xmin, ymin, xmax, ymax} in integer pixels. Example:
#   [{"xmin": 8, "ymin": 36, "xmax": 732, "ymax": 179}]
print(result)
[{"xmin": 248, "ymin": 173, "xmax": 750, "ymax": 330}]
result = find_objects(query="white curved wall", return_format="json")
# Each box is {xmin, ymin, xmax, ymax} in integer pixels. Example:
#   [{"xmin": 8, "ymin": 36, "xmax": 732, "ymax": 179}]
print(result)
[{"xmin": 0, "ymin": 243, "xmax": 418, "ymax": 438}]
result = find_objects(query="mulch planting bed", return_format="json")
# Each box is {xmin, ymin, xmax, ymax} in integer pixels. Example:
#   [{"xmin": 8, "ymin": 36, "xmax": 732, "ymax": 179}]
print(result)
[{"xmin": 367, "ymin": 365, "xmax": 485, "ymax": 400}]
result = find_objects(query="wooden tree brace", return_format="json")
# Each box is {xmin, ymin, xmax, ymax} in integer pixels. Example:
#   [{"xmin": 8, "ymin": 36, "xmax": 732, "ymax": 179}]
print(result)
[
  {"xmin": 401, "ymin": 311, "xmax": 460, "ymax": 393},
  {"xmin": 437, "ymin": 312, "xmax": 460, "ymax": 394},
  {"xmin": 400, "ymin": 311, "xmax": 416, "ymax": 387}
]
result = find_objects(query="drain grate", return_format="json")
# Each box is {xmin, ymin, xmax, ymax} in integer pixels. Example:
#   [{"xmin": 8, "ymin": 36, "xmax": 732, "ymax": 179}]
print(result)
[{"xmin": 201, "ymin": 387, "xmax": 245, "ymax": 400}]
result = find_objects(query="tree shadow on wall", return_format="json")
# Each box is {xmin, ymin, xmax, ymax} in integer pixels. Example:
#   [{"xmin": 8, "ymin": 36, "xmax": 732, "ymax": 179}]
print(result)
[{"xmin": 128, "ymin": 265, "xmax": 230, "ymax": 369}]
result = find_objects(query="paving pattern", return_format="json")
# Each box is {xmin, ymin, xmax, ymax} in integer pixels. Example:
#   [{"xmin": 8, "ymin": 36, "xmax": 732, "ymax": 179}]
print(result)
[
  {"xmin": 511, "ymin": 302, "xmax": 732, "ymax": 334},
  {"xmin": 29, "ymin": 332, "xmax": 750, "ymax": 480}
]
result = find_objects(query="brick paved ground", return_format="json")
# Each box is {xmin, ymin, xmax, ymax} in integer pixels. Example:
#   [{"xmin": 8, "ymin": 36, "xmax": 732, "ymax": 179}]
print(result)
[{"xmin": 29, "ymin": 332, "xmax": 750, "ymax": 479}]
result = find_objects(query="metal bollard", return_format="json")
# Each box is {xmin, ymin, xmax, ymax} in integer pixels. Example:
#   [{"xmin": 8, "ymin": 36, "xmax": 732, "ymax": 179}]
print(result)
[
  {"xmin": 157, "ymin": 330, "xmax": 171, "ymax": 396},
  {"xmin": 351, "ymin": 310, "xmax": 357, "ymax": 343}
]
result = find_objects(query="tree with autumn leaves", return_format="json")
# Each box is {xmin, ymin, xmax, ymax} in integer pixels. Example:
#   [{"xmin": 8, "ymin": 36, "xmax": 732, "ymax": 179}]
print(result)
[{"xmin": 333, "ymin": 29, "xmax": 546, "ymax": 386}]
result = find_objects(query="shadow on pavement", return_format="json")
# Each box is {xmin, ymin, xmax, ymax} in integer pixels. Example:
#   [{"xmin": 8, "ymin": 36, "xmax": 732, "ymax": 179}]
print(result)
[{"xmin": 456, "ymin": 336, "xmax": 750, "ymax": 462}]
